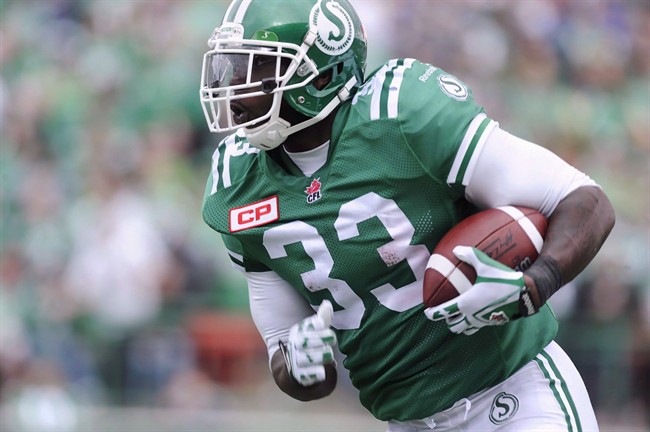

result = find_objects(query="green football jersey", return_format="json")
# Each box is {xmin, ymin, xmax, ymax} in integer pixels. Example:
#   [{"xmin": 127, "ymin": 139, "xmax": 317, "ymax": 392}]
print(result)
[{"xmin": 202, "ymin": 58, "xmax": 557, "ymax": 421}]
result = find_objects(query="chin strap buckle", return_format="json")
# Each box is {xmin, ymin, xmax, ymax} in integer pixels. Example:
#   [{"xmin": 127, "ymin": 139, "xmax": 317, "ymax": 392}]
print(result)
[{"xmin": 337, "ymin": 76, "xmax": 358, "ymax": 101}]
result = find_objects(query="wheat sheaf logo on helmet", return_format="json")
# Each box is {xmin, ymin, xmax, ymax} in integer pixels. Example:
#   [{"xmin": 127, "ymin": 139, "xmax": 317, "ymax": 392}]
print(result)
[{"xmin": 310, "ymin": 0, "xmax": 355, "ymax": 56}]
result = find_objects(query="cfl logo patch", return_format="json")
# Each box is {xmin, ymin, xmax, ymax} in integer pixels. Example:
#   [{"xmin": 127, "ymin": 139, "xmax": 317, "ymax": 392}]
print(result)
[
  {"xmin": 305, "ymin": 178, "xmax": 323, "ymax": 204},
  {"xmin": 489, "ymin": 392, "xmax": 519, "ymax": 425}
]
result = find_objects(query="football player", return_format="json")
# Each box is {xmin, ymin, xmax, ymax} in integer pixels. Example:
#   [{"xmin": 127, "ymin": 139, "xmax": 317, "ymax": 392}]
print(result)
[{"xmin": 199, "ymin": 1, "xmax": 615, "ymax": 430}]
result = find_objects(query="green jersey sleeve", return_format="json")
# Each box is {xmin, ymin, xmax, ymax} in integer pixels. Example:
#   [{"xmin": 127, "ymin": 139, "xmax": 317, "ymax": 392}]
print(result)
[
  {"xmin": 202, "ymin": 131, "xmax": 270, "ymax": 273},
  {"xmin": 391, "ymin": 59, "xmax": 497, "ymax": 189}
]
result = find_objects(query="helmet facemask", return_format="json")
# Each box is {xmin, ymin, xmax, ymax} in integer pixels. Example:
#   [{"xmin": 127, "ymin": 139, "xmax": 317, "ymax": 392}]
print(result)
[{"xmin": 200, "ymin": 24, "xmax": 321, "ymax": 149}]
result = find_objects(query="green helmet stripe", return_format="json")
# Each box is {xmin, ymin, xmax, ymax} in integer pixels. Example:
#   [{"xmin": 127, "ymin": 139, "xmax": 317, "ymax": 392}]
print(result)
[
  {"xmin": 223, "ymin": 0, "xmax": 253, "ymax": 24},
  {"xmin": 222, "ymin": 0, "xmax": 238, "ymax": 23}
]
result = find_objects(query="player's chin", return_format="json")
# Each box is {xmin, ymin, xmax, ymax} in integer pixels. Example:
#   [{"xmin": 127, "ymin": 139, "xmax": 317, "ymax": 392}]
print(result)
[
  {"xmin": 243, "ymin": 117, "xmax": 271, "ymax": 132},
  {"xmin": 246, "ymin": 107, "xmax": 275, "ymax": 128}
]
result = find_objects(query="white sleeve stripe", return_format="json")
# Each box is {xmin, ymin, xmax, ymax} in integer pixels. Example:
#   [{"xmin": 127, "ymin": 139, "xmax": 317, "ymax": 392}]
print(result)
[
  {"xmin": 211, "ymin": 132, "xmax": 259, "ymax": 194},
  {"xmin": 230, "ymin": 261, "xmax": 245, "ymax": 272},
  {"xmin": 497, "ymin": 206, "xmax": 544, "ymax": 253},
  {"xmin": 426, "ymin": 253, "xmax": 472, "ymax": 294},
  {"xmin": 226, "ymin": 250, "xmax": 245, "ymax": 272},
  {"xmin": 447, "ymin": 113, "xmax": 487, "ymax": 184},
  {"xmin": 228, "ymin": 250, "xmax": 244, "ymax": 262},
  {"xmin": 227, "ymin": 249, "xmax": 244, "ymax": 263},
  {"xmin": 210, "ymin": 146, "xmax": 221, "ymax": 195},
  {"xmin": 222, "ymin": 135, "xmax": 236, "ymax": 189},
  {"xmin": 461, "ymin": 119, "xmax": 497, "ymax": 185}
]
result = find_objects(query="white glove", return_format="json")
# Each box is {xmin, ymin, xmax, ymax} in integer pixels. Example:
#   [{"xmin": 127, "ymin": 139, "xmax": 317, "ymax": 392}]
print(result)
[
  {"xmin": 425, "ymin": 246, "xmax": 535, "ymax": 335},
  {"xmin": 283, "ymin": 300, "xmax": 337, "ymax": 386}
]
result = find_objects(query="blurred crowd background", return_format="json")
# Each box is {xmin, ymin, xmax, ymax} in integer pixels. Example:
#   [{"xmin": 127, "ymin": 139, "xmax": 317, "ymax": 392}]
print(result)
[{"xmin": 0, "ymin": 0, "xmax": 648, "ymax": 431}]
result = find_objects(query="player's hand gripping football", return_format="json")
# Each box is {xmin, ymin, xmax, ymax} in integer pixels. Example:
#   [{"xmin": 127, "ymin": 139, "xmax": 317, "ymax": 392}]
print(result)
[
  {"xmin": 424, "ymin": 246, "xmax": 538, "ymax": 335},
  {"xmin": 283, "ymin": 300, "xmax": 337, "ymax": 386}
]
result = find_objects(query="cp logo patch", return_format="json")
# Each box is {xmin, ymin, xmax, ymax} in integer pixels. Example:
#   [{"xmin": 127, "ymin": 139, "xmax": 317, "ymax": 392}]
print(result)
[{"xmin": 489, "ymin": 392, "xmax": 519, "ymax": 425}]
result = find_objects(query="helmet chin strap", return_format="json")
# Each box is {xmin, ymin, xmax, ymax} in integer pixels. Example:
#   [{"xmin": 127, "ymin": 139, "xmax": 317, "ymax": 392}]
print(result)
[{"xmin": 244, "ymin": 76, "xmax": 358, "ymax": 151}]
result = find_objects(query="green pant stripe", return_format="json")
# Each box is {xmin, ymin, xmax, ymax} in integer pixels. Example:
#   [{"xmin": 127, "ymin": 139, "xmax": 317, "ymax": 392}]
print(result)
[
  {"xmin": 534, "ymin": 353, "xmax": 580, "ymax": 432},
  {"xmin": 540, "ymin": 350, "xmax": 583, "ymax": 432}
]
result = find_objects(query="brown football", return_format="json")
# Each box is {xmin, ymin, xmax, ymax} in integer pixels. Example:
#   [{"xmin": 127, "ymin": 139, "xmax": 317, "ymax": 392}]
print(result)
[{"xmin": 423, "ymin": 206, "xmax": 547, "ymax": 308}]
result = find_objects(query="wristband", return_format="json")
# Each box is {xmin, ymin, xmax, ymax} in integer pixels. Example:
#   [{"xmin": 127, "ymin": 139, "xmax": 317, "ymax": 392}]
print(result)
[
  {"xmin": 524, "ymin": 255, "xmax": 563, "ymax": 307},
  {"xmin": 519, "ymin": 286, "xmax": 538, "ymax": 317}
]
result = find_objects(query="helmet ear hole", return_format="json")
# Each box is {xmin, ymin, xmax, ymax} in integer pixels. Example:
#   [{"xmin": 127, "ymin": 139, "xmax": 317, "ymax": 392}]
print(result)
[{"xmin": 313, "ymin": 68, "xmax": 333, "ymax": 90}]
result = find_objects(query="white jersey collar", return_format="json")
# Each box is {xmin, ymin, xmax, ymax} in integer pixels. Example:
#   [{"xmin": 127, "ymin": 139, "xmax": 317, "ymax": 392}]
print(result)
[{"xmin": 284, "ymin": 140, "xmax": 330, "ymax": 177}]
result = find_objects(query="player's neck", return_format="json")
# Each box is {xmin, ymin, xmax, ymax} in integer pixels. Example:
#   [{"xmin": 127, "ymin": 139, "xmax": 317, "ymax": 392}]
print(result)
[{"xmin": 281, "ymin": 113, "xmax": 335, "ymax": 153}]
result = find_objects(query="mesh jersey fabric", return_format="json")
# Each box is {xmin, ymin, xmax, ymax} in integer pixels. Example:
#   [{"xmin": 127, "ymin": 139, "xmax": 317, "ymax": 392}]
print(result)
[{"xmin": 202, "ymin": 58, "xmax": 557, "ymax": 421}]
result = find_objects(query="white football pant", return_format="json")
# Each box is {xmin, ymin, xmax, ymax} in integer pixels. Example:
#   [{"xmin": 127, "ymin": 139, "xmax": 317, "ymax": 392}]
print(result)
[{"xmin": 387, "ymin": 340, "xmax": 598, "ymax": 432}]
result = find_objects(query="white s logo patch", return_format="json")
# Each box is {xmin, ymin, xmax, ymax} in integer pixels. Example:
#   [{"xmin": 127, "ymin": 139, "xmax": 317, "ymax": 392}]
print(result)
[{"xmin": 438, "ymin": 74, "xmax": 469, "ymax": 101}]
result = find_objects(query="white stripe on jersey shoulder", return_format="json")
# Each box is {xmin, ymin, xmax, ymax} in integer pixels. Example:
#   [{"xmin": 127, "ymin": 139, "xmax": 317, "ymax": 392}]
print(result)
[
  {"xmin": 370, "ymin": 58, "xmax": 416, "ymax": 120},
  {"xmin": 221, "ymin": 134, "xmax": 238, "ymax": 190},
  {"xmin": 447, "ymin": 113, "xmax": 497, "ymax": 186},
  {"xmin": 387, "ymin": 58, "xmax": 416, "ymax": 119},
  {"xmin": 210, "ymin": 130, "xmax": 259, "ymax": 195},
  {"xmin": 210, "ymin": 142, "xmax": 222, "ymax": 195},
  {"xmin": 370, "ymin": 59, "xmax": 398, "ymax": 120},
  {"xmin": 209, "ymin": 133, "xmax": 235, "ymax": 195}
]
